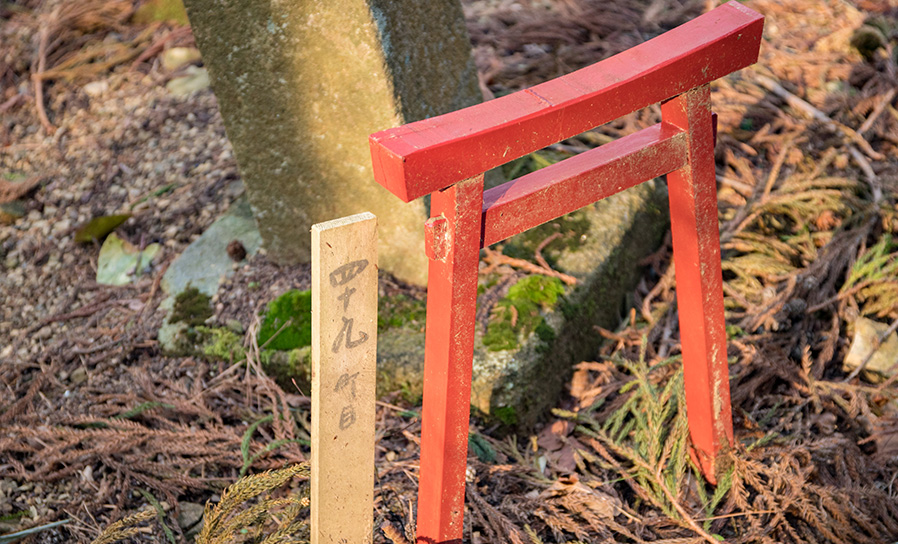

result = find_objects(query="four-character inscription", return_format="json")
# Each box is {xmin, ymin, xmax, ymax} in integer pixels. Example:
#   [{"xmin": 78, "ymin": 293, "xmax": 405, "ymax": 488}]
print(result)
[{"xmin": 328, "ymin": 259, "xmax": 369, "ymax": 430}]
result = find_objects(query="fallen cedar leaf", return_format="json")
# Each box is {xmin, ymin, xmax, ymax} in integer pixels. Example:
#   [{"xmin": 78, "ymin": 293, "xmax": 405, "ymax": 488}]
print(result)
[
  {"xmin": 537, "ymin": 419, "xmax": 573, "ymax": 452},
  {"xmin": 540, "ymin": 474, "xmax": 621, "ymax": 519},
  {"xmin": 870, "ymin": 415, "xmax": 898, "ymax": 464},
  {"xmin": 551, "ymin": 437, "xmax": 582, "ymax": 473},
  {"xmin": 96, "ymin": 233, "xmax": 160, "ymax": 286},
  {"xmin": 74, "ymin": 213, "xmax": 131, "ymax": 243},
  {"xmin": 568, "ymin": 365, "xmax": 591, "ymax": 401}
]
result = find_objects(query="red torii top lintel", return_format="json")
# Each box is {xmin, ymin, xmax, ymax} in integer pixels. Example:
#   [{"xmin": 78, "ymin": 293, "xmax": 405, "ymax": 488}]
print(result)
[{"xmin": 369, "ymin": 1, "xmax": 763, "ymax": 204}]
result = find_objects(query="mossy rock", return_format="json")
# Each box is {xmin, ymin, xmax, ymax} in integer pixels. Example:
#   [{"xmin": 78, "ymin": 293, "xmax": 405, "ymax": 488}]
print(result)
[
  {"xmin": 482, "ymin": 275, "xmax": 565, "ymax": 351},
  {"xmin": 378, "ymin": 293, "xmax": 426, "ymax": 332},
  {"xmin": 170, "ymin": 286, "xmax": 212, "ymax": 327},
  {"xmin": 191, "ymin": 325, "xmax": 311, "ymax": 392},
  {"xmin": 258, "ymin": 289, "xmax": 312, "ymax": 351},
  {"xmin": 196, "ymin": 326, "xmax": 245, "ymax": 361}
]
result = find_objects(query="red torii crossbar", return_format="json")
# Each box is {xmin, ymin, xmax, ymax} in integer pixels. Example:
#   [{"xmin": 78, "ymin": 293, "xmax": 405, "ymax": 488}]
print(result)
[{"xmin": 369, "ymin": 3, "xmax": 764, "ymax": 542}]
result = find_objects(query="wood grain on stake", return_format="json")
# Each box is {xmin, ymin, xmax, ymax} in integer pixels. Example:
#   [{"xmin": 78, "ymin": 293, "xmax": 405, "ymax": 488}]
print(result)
[{"xmin": 311, "ymin": 212, "xmax": 377, "ymax": 544}]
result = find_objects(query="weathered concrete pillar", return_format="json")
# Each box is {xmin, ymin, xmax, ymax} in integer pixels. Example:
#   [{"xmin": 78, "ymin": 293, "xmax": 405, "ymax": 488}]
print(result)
[{"xmin": 182, "ymin": 0, "xmax": 481, "ymax": 285}]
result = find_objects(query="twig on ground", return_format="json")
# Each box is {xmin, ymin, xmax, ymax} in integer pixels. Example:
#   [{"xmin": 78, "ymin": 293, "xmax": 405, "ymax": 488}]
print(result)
[
  {"xmin": 717, "ymin": 175, "xmax": 754, "ymax": 194},
  {"xmin": 42, "ymin": 297, "xmax": 145, "ymax": 327},
  {"xmin": 32, "ymin": 14, "xmax": 56, "ymax": 135},
  {"xmin": 858, "ymin": 88, "xmax": 896, "ymax": 135},
  {"xmin": 753, "ymin": 74, "xmax": 884, "ymax": 161},
  {"xmin": 129, "ymin": 25, "xmax": 189, "ymax": 71},
  {"xmin": 71, "ymin": 339, "xmax": 122, "ymax": 355},
  {"xmin": 534, "ymin": 232, "xmax": 563, "ymax": 271},
  {"xmin": 760, "ymin": 136, "xmax": 795, "ymax": 202},
  {"xmin": 753, "ymin": 74, "xmax": 830, "ymax": 122},
  {"xmin": 0, "ymin": 175, "xmax": 43, "ymax": 204},
  {"xmin": 135, "ymin": 259, "xmax": 170, "ymax": 326},
  {"xmin": 848, "ymin": 145, "xmax": 883, "ymax": 204},
  {"xmin": 807, "ymin": 279, "xmax": 876, "ymax": 313},
  {"xmin": 0, "ymin": 93, "xmax": 26, "ymax": 114},
  {"xmin": 482, "ymin": 247, "xmax": 578, "ymax": 286}
]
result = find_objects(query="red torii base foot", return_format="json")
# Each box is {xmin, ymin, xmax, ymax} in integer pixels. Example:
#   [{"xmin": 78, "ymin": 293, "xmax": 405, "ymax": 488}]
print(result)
[{"xmin": 369, "ymin": 2, "xmax": 764, "ymax": 542}]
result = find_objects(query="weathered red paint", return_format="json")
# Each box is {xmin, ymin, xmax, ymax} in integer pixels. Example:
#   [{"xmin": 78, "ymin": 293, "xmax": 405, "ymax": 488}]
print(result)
[
  {"xmin": 368, "ymin": 3, "xmax": 763, "ymax": 542},
  {"xmin": 661, "ymin": 86, "xmax": 733, "ymax": 480},
  {"xmin": 369, "ymin": 2, "xmax": 763, "ymax": 204},
  {"xmin": 481, "ymin": 123, "xmax": 687, "ymax": 248},
  {"xmin": 417, "ymin": 175, "xmax": 484, "ymax": 544}
]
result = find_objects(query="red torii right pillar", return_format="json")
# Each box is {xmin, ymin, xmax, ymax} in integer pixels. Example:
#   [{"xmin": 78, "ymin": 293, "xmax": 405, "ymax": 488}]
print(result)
[{"xmin": 369, "ymin": 3, "xmax": 764, "ymax": 542}]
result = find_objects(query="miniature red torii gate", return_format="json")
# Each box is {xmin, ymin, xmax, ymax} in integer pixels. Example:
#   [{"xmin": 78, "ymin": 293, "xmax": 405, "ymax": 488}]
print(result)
[{"xmin": 369, "ymin": 3, "xmax": 764, "ymax": 542}]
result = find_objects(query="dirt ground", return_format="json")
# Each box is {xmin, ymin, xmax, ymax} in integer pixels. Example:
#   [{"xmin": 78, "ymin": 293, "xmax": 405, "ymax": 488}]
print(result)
[{"xmin": 2, "ymin": 0, "xmax": 898, "ymax": 543}]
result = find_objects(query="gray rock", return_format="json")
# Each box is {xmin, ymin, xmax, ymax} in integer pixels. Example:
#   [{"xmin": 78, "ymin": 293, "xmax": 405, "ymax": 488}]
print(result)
[
  {"xmin": 158, "ymin": 197, "xmax": 261, "ymax": 351},
  {"xmin": 181, "ymin": 0, "xmax": 482, "ymax": 286},
  {"xmin": 70, "ymin": 367, "xmax": 88, "ymax": 385},
  {"xmin": 161, "ymin": 197, "xmax": 261, "ymax": 298},
  {"xmin": 177, "ymin": 502, "xmax": 205, "ymax": 530}
]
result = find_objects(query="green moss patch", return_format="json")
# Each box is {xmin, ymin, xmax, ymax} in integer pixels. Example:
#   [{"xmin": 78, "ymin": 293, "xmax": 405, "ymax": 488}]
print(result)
[
  {"xmin": 492, "ymin": 405, "xmax": 518, "ymax": 427},
  {"xmin": 170, "ymin": 286, "xmax": 213, "ymax": 327},
  {"xmin": 188, "ymin": 326, "xmax": 310, "ymax": 392},
  {"xmin": 196, "ymin": 326, "xmax": 245, "ymax": 361},
  {"xmin": 378, "ymin": 293, "xmax": 426, "ymax": 332},
  {"xmin": 483, "ymin": 275, "xmax": 565, "ymax": 351},
  {"xmin": 258, "ymin": 289, "xmax": 312, "ymax": 351}
]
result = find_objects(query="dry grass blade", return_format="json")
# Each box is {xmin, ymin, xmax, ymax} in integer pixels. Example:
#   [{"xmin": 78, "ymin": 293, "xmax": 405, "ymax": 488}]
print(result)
[
  {"xmin": 89, "ymin": 509, "xmax": 155, "ymax": 544},
  {"xmin": 197, "ymin": 462, "xmax": 310, "ymax": 544}
]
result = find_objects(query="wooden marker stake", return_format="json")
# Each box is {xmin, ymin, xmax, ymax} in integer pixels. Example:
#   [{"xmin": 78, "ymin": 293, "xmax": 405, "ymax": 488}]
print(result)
[{"xmin": 311, "ymin": 212, "xmax": 377, "ymax": 544}]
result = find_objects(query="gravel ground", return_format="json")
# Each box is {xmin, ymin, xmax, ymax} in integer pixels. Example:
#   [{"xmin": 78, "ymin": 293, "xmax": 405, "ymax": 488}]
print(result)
[{"xmin": 5, "ymin": 0, "xmax": 898, "ymax": 542}]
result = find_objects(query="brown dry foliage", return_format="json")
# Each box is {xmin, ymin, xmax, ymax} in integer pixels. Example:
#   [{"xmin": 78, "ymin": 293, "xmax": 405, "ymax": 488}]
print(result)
[{"xmin": 3, "ymin": 0, "xmax": 898, "ymax": 542}]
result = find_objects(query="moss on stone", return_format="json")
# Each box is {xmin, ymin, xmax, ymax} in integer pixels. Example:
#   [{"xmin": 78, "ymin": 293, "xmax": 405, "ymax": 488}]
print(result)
[
  {"xmin": 259, "ymin": 346, "xmax": 311, "ymax": 392},
  {"xmin": 170, "ymin": 286, "xmax": 213, "ymax": 327},
  {"xmin": 492, "ymin": 405, "xmax": 518, "ymax": 426},
  {"xmin": 258, "ymin": 289, "xmax": 312, "ymax": 351},
  {"xmin": 196, "ymin": 326, "xmax": 246, "ymax": 361},
  {"xmin": 378, "ymin": 293, "xmax": 426, "ymax": 332},
  {"xmin": 501, "ymin": 209, "xmax": 592, "ymax": 266},
  {"xmin": 482, "ymin": 275, "xmax": 565, "ymax": 351},
  {"xmin": 181, "ymin": 325, "xmax": 310, "ymax": 392},
  {"xmin": 534, "ymin": 321, "xmax": 556, "ymax": 349}
]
